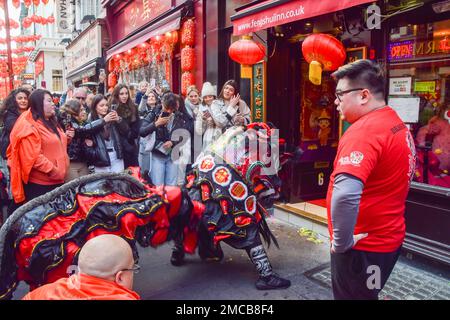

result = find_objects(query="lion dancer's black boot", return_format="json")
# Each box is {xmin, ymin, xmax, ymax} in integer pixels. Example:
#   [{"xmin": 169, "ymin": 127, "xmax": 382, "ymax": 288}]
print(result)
[
  {"xmin": 170, "ymin": 237, "xmax": 185, "ymax": 266},
  {"xmin": 246, "ymin": 244, "xmax": 291, "ymax": 290}
]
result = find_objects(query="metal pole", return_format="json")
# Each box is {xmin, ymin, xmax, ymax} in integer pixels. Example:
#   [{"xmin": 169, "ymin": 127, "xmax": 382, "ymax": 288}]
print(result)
[{"xmin": 3, "ymin": 0, "xmax": 14, "ymax": 91}]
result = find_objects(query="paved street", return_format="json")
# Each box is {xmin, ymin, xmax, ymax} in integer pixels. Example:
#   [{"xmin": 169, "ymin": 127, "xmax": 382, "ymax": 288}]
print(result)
[{"xmin": 12, "ymin": 214, "xmax": 450, "ymax": 300}]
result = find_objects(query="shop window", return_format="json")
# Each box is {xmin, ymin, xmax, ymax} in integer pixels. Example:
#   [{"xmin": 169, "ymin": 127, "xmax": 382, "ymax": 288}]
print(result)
[
  {"xmin": 52, "ymin": 70, "xmax": 63, "ymax": 92},
  {"xmin": 388, "ymin": 19, "xmax": 450, "ymax": 189}
]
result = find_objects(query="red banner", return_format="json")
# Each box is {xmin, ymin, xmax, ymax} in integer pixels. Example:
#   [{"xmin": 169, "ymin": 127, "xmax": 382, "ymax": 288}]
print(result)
[
  {"xmin": 35, "ymin": 52, "xmax": 44, "ymax": 76},
  {"xmin": 232, "ymin": 0, "xmax": 373, "ymax": 36}
]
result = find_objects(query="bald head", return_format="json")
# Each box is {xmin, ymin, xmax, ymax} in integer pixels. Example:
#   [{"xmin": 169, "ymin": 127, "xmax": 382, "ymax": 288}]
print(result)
[
  {"xmin": 78, "ymin": 235, "xmax": 134, "ymax": 280},
  {"xmin": 74, "ymin": 87, "xmax": 87, "ymax": 98}
]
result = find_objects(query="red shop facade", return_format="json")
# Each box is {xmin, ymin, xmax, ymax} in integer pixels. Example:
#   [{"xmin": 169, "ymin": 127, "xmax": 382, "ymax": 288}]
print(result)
[{"xmin": 102, "ymin": 0, "xmax": 204, "ymax": 95}]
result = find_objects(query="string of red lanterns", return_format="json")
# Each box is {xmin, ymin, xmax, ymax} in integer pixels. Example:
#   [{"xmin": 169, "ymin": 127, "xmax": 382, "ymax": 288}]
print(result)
[
  {"xmin": 180, "ymin": 19, "xmax": 196, "ymax": 95},
  {"xmin": 107, "ymin": 30, "xmax": 180, "ymax": 92},
  {"xmin": 12, "ymin": 0, "xmax": 50, "ymax": 9}
]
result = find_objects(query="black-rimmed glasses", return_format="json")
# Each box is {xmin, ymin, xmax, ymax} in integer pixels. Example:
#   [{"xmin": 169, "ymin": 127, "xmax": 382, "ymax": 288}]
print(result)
[
  {"xmin": 335, "ymin": 88, "xmax": 365, "ymax": 102},
  {"xmin": 121, "ymin": 264, "xmax": 141, "ymax": 274}
]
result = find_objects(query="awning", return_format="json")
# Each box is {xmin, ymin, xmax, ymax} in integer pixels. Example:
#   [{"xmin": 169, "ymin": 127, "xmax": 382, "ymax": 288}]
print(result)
[
  {"xmin": 106, "ymin": 10, "xmax": 181, "ymax": 60},
  {"xmin": 66, "ymin": 58, "xmax": 101, "ymax": 82},
  {"xmin": 231, "ymin": 0, "xmax": 374, "ymax": 36}
]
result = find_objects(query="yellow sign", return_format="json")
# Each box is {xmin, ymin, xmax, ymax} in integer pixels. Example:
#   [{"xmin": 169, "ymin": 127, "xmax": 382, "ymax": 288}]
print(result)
[{"xmin": 414, "ymin": 81, "xmax": 435, "ymax": 93}]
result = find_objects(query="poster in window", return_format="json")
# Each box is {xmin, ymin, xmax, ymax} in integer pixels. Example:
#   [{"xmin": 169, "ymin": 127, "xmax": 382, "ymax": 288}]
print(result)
[
  {"xmin": 387, "ymin": 97, "xmax": 420, "ymax": 123},
  {"xmin": 389, "ymin": 77, "xmax": 412, "ymax": 95}
]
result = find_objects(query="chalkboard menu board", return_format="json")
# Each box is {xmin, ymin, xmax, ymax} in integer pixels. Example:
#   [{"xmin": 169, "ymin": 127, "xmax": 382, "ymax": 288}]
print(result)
[{"xmin": 251, "ymin": 61, "xmax": 265, "ymax": 122}]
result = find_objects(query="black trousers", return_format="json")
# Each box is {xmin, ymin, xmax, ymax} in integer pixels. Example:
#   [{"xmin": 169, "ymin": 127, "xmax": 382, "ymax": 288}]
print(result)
[
  {"xmin": 331, "ymin": 246, "xmax": 402, "ymax": 300},
  {"xmin": 8, "ymin": 182, "xmax": 62, "ymax": 216},
  {"xmin": 23, "ymin": 182, "xmax": 63, "ymax": 202}
]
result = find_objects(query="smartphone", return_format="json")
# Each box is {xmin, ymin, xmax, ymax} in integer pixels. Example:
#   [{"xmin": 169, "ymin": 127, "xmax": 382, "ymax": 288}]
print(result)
[
  {"xmin": 150, "ymin": 78, "xmax": 156, "ymax": 88},
  {"xmin": 161, "ymin": 111, "xmax": 170, "ymax": 117},
  {"xmin": 111, "ymin": 104, "xmax": 118, "ymax": 111},
  {"xmin": 203, "ymin": 110, "xmax": 211, "ymax": 117}
]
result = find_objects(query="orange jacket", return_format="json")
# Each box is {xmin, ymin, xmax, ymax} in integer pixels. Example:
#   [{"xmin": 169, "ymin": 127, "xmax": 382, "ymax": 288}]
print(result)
[
  {"xmin": 22, "ymin": 273, "xmax": 140, "ymax": 300},
  {"xmin": 7, "ymin": 109, "xmax": 68, "ymax": 203}
]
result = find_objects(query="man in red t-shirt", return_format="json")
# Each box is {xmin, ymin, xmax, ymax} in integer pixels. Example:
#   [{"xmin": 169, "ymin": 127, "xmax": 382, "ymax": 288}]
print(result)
[{"xmin": 326, "ymin": 60, "xmax": 416, "ymax": 300}]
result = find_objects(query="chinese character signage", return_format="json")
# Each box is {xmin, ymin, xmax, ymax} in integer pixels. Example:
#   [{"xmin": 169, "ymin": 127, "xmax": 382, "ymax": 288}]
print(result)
[
  {"xmin": 111, "ymin": 0, "xmax": 172, "ymax": 43},
  {"xmin": 251, "ymin": 61, "xmax": 265, "ymax": 122}
]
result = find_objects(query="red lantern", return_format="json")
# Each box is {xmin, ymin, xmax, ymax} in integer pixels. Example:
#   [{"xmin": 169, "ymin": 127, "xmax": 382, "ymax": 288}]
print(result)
[
  {"xmin": 24, "ymin": 0, "xmax": 32, "ymax": 7},
  {"xmin": 108, "ymin": 59, "xmax": 115, "ymax": 73},
  {"xmin": 301, "ymin": 33, "xmax": 346, "ymax": 85},
  {"xmin": 47, "ymin": 16, "xmax": 55, "ymax": 24},
  {"xmin": 33, "ymin": 0, "xmax": 40, "ymax": 6},
  {"xmin": 181, "ymin": 71, "xmax": 195, "ymax": 96},
  {"xmin": 108, "ymin": 73, "xmax": 117, "ymax": 88},
  {"xmin": 181, "ymin": 46, "xmax": 195, "ymax": 72},
  {"xmin": 228, "ymin": 35, "xmax": 265, "ymax": 66},
  {"xmin": 42, "ymin": 0, "xmax": 49, "ymax": 4},
  {"xmin": 181, "ymin": 19, "xmax": 195, "ymax": 46},
  {"xmin": 169, "ymin": 31, "xmax": 178, "ymax": 44},
  {"xmin": 12, "ymin": 0, "xmax": 20, "ymax": 8}
]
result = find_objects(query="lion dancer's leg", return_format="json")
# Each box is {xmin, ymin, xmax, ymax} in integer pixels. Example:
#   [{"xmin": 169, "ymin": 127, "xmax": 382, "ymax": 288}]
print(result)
[{"xmin": 246, "ymin": 239, "xmax": 291, "ymax": 290}]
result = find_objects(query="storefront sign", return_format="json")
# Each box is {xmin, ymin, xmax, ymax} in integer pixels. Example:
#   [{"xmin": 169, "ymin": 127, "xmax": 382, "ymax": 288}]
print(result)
[
  {"xmin": 251, "ymin": 61, "xmax": 265, "ymax": 122},
  {"xmin": 389, "ymin": 77, "xmax": 412, "ymax": 96},
  {"xmin": 231, "ymin": 0, "xmax": 373, "ymax": 36},
  {"xmin": 346, "ymin": 46, "xmax": 367, "ymax": 63},
  {"xmin": 55, "ymin": 0, "xmax": 72, "ymax": 34},
  {"xmin": 389, "ymin": 38, "xmax": 449, "ymax": 61},
  {"xmin": 66, "ymin": 25, "xmax": 102, "ymax": 75},
  {"xmin": 414, "ymin": 81, "xmax": 436, "ymax": 93},
  {"xmin": 111, "ymin": 0, "xmax": 172, "ymax": 43}
]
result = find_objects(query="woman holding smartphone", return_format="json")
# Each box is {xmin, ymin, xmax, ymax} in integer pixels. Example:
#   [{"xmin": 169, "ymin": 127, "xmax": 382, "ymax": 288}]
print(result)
[
  {"xmin": 195, "ymin": 82, "xmax": 220, "ymax": 152},
  {"xmin": 139, "ymin": 92, "xmax": 186, "ymax": 186},
  {"xmin": 85, "ymin": 95, "xmax": 124, "ymax": 173},
  {"xmin": 210, "ymin": 80, "xmax": 251, "ymax": 132}
]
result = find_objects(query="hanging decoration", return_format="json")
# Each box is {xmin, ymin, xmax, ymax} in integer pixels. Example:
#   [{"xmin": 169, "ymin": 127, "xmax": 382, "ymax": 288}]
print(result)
[
  {"xmin": 12, "ymin": 0, "xmax": 20, "ymax": 8},
  {"xmin": 108, "ymin": 72, "xmax": 117, "ymax": 90},
  {"xmin": 301, "ymin": 33, "xmax": 346, "ymax": 85},
  {"xmin": 182, "ymin": 71, "xmax": 195, "ymax": 96},
  {"xmin": 228, "ymin": 35, "xmax": 265, "ymax": 66},
  {"xmin": 0, "ymin": 35, "xmax": 42, "ymax": 44},
  {"xmin": 21, "ymin": 15, "xmax": 56, "ymax": 28},
  {"xmin": 23, "ymin": 0, "xmax": 32, "ymax": 7},
  {"xmin": 181, "ymin": 19, "xmax": 195, "ymax": 46},
  {"xmin": 0, "ymin": 19, "xmax": 20, "ymax": 29},
  {"xmin": 181, "ymin": 46, "xmax": 195, "ymax": 72}
]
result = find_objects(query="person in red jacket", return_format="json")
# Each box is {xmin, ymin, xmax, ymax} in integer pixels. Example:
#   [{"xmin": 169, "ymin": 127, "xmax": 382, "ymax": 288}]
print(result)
[
  {"xmin": 23, "ymin": 234, "xmax": 140, "ymax": 300},
  {"xmin": 327, "ymin": 60, "xmax": 416, "ymax": 300},
  {"xmin": 7, "ymin": 89, "xmax": 73, "ymax": 205}
]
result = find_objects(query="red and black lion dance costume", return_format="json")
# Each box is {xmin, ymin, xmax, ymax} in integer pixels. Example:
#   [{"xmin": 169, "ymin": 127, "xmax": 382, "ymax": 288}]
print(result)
[{"xmin": 0, "ymin": 123, "xmax": 296, "ymax": 299}]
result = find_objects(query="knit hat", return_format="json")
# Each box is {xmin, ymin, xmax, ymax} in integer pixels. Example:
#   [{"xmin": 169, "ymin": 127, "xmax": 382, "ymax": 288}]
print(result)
[{"xmin": 201, "ymin": 82, "xmax": 217, "ymax": 97}]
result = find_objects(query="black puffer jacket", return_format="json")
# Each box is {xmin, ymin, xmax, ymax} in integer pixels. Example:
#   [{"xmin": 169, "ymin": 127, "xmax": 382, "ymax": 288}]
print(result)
[
  {"xmin": 0, "ymin": 108, "xmax": 20, "ymax": 159},
  {"xmin": 67, "ymin": 118, "xmax": 106, "ymax": 162},
  {"xmin": 139, "ymin": 106, "xmax": 188, "ymax": 157},
  {"xmin": 84, "ymin": 119, "xmax": 130, "ymax": 167},
  {"xmin": 116, "ymin": 102, "xmax": 140, "ymax": 167}
]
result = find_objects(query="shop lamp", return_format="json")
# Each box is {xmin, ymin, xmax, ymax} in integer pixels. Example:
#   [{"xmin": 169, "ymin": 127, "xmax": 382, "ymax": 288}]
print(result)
[{"xmin": 228, "ymin": 35, "xmax": 265, "ymax": 78}]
